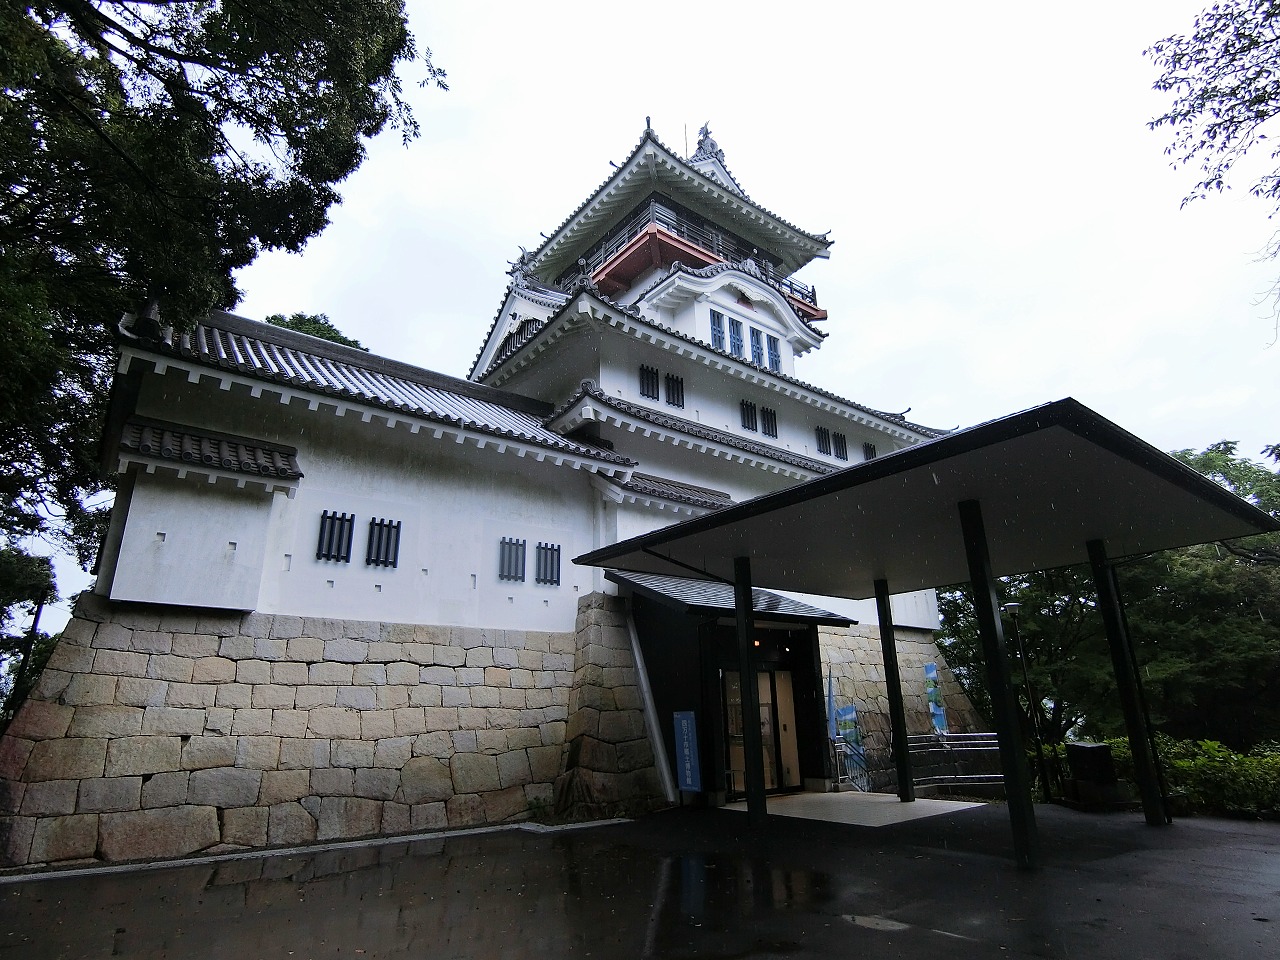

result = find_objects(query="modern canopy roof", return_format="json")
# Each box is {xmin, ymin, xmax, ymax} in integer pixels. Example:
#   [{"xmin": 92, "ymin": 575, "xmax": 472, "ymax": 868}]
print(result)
[
  {"xmin": 604, "ymin": 571, "xmax": 852, "ymax": 626},
  {"xmin": 575, "ymin": 399, "xmax": 1280, "ymax": 600}
]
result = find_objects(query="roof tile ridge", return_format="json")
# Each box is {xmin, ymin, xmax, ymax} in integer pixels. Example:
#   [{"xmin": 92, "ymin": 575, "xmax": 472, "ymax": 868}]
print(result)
[{"xmin": 581, "ymin": 389, "xmax": 835, "ymax": 475}]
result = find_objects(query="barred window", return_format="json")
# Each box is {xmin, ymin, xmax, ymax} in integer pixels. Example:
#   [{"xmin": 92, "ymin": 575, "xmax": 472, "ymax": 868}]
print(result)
[
  {"xmin": 728, "ymin": 318, "xmax": 744, "ymax": 357},
  {"xmin": 767, "ymin": 335, "xmax": 781, "ymax": 372},
  {"xmin": 638, "ymin": 364, "xmax": 660, "ymax": 400},
  {"xmin": 863, "ymin": 442, "xmax": 878, "ymax": 460},
  {"xmin": 833, "ymin": 432, "xmax": 848, "ymax": 461},
  {"xmin": 750, "ymin": 327, "xmax": 764, "ymax": 366},
  {"xmin": 664, "ymin": 373, "xmax": 685, "ymax": 408},
  {"xmin": 815, "ymin": 426, "xmax": 832, "ymax": 456},
  {"xmin": 366, "ymin": 517, "xmax": 401, "ymax": 567},
  {"xmin": 499, "ymin": 537, "xmax": 526, "ymax": 582},
  {"xmin": 316, "ymin": 511, "xmax": 355, "ymax": 563},
  {"xmin": 761, "ymin": 407, "xmax": 778, "ymax": 438},
  {"xmin": 740, "ymin": 400, "xmax": 758, "ymax": 432},
  {"xmin": 710, "ymin": 310, "xmax": 726, "ymax": 351},
  {"xmin": 535, "ymin": 542, "xmax": 561, "ymax": 586}
]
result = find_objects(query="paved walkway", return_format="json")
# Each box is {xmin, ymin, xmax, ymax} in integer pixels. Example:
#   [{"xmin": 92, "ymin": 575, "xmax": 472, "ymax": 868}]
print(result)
[{"xmin": 0, "ymin": 802, "xmax": 1275, "ymax": 959}]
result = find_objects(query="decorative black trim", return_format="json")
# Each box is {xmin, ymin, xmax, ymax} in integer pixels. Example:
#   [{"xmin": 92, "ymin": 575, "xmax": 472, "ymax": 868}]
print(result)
[
  {"xmin": 535, "ymin": 542, "xmax": 562, "ymax": 585},
  {"xmin": 499, "ymin": 537, "xmax": 526, "ymax": 582},
  {"xmin": 317, "ymin": 511, "xmax": 355, "ymax": 563},
  {"xmin": 366, "ymin": 517, "xmax": 401, "ymax": 568}
]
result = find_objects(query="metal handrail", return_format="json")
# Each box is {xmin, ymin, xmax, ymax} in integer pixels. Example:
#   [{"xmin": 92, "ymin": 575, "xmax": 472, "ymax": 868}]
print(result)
[{"xmin": 556, "ymin": 200, "xmax": 819, "ymax": 307}]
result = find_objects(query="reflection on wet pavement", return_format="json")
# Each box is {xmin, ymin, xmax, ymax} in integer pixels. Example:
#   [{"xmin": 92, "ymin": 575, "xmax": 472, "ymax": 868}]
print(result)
[{"xmin": 1, "ymin": 805, "xmax": 1277, "ymax": 959}]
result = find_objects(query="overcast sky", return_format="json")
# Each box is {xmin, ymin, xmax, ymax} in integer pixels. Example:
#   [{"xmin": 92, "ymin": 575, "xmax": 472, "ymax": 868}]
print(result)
[{"xmin": 37, "ymin": 1, "xmax": 1280, "ymax": 632}]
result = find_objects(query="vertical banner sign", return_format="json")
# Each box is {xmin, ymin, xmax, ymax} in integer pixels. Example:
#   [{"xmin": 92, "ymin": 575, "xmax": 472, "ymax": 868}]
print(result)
[
  {"xmin": 673, "ymin": 711, "xmax": 702, "ymax": 792},
  {"xmin": 924, "ymin": 662, "xmax": 948, "ymax": 733}
]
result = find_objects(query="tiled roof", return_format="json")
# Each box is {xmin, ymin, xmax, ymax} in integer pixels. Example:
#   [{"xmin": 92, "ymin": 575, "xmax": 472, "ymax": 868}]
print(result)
[
  {"xmin": 126, "ymin": 311, "xmax": 636, "ymax": 470},
  {"xmin": 604, "ymin": 570, "xmax": 852, "ymax": 625},
  {"xmin": 120, "ymin": 416, "xmax": 304, "ymax": 479},
  {"xmin": 527, "ymin": 128, "xmax": 832, "ymax": 277},
  {"xmin": 616, "ymin": 472, "xmax": 734, "ymax": 511},
  {"xmin": 498, "ymin": 290, "xmax": 948, "ymax": 440},
  {"xmin": 550, "ymin": 382, "xmax": 837, "ymax": 476}
]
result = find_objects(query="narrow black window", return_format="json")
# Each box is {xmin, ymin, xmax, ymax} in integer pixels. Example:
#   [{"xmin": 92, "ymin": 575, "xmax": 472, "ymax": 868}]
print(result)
[
  {"xmin": 664, "ymin": 373, "xmax": 685, "ymax": 408},
  {"xmin": 815, "ymin": 426, "xmax": 832, "ymax": 456},
  {"xmin": 833, "ymin": 432, "xmax": 848, "ymax": 461},
  {"xmin": 863, "ymin": 442, "xmax": 878, "ymax": 460},
  {"xmin": 710, "ymin": 310, "xmax": 726, "ymax": 351},
  {"xmin": 728, "ymin": 318, "xmax": 744, "ymax": 356},
  {"xmin": 316, "ymin": 511, "xmax": 355, "ymax": 562},
  {"xmin": 761, "ymin": 407, "xmax": 778, "ymax": 438},
  {"xmin": 499, "ymin": 537, "xmax": 526, "ymax": 581},
  {"xmin": 366, "ymin": 517, "xmax": 401, "ymax": 567},
  {"xmin": 740, "ymin": 400, "xmax": 758, "ymax": 432},
  {"xmin": 535, "ymin": 542, "xmax": 561, "ymax": 585},
  {"xmin": 750, "ymin": 328, "xmax": 764, "ymax": 366},
  {"xmin": 767, "ymin": 335, "xmax": 781, "ymax": 372},
  {"xmin": 639, "ymin": 365, "xmax": 660, "ymax": 400}
]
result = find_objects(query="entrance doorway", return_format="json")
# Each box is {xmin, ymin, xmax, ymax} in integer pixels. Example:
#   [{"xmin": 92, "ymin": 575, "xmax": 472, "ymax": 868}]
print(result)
[{"xmin": 723, "ymin": 669, "xmax": 801, "ymax": 798}]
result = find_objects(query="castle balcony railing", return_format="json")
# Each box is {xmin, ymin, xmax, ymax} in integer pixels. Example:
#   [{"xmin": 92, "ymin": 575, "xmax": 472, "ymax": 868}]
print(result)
[{"xmin": 556, "ymin": 199, "xmax": 818, "ymax": 307}]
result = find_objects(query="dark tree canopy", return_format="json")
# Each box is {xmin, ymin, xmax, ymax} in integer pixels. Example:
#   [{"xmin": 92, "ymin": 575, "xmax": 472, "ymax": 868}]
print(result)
[
  {"xmin": 1, "ymin": 2, "xmax": 443, "ymax": 563},
  {"xmin": 266, "ymin": 312, "xmax": 368, "ymax": 351}
]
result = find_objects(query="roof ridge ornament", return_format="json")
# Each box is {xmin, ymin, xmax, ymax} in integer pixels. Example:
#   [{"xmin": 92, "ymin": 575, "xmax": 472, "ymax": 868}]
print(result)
[
  {"xmin": 507, "ymin": 246, "xmax": 537, "ymax": 287},
  {"xmin": 690, "ymin": 122, "xmax": 724, "ymax": 164}
]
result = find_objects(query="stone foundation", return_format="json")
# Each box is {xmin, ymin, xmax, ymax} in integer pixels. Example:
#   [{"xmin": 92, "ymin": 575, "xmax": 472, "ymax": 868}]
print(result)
[
  {"xmin": 819, "ymin": 624, "xmax": 984, "ymax": 790},
  {"xmin": 0, "ymin": 593, "xmax": 665, "ymax": 869}
]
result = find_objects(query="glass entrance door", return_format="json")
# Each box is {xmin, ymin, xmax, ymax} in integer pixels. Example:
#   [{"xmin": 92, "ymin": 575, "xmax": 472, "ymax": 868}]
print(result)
[{"xmin": 723, "ymin": 670, "xmax": 798, "ymax": 798}]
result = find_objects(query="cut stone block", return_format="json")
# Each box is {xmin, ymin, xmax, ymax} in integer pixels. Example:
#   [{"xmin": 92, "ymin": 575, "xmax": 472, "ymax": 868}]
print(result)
[
  {"xmin": 181, "ymin": 737, "xmax": 236, "ymax": 770},
  {"xmin": 25, "ymin": 738, "xmax": 107, "ymax": 781},
  {"xmin": 20, "ymin": 780, "xmax": 78, "ymax": 817},
  {"xmin": 98, "ymin": 806, "xmax": 219, "ymax": 861},
  {"xmin": 450, "ymin": 753, "xmax": 500, "ymax": 794},
  {"xmin": 141, "ymin": 771, "xmax": 189, "ymax": 808},
  {"xmin": 222, "ymin": 806, "xmax": 268, "ymax": 846},
  {"xmin": 5, "ymin": 701, "xmax": 74, "ymax": 741},
  {"xmin": 30, "ymin": 813, "xmax": 98, "ymax": 862},
  {"xmin": 105, "ymin": 736, "xmax": 182, "ymax": 777},
  {"xmin": 67, "ymin": 705, "xmax": 145, "ymax": 739},
  {"xmin": 187, "ymin": 767, "xmax": 262, "ymax": 807},
  {"xmin": 316, "ymin": 796, "xmax": 381, "ymax": 840},
  {"xmin": 77, "ymin": 776, "xmax": 142, "ymax": 813},
  {"xmin": 268, "ymin": 802, "xmax": 316, "ymax": 845},
  {"xmin": 400, "ymin": 756, "xmax": 453, "ymax": 803}
]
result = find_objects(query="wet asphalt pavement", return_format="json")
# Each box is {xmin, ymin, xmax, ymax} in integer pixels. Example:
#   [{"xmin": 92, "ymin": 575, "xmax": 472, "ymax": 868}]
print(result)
[{"xmin": 0, "ymin": 802, "xmax": 1275, "ymax": 959}]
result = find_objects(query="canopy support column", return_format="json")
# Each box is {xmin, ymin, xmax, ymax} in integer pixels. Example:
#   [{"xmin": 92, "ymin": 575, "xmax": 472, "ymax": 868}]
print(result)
[
  {"xmin": 874, "ymin": 578, "xmax": 914, "ymax": 802},
  {"xmin": 733, "ymin": 556, "xmax": 768, "ymax": 827},
  {"xmin": 1086, "ymin": 539, "xmax": 1167, "ymax": 826},
  {"xmin": 958, "ymin": 499, "xmax": 1038, "ymax": 869}
]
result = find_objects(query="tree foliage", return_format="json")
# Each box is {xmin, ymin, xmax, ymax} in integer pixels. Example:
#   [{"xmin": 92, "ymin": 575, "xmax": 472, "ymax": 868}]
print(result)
[
  {"xmin": 1, "ymin": 2, "xmax": 443, "ymax": 562},
  {"xmin": 1147, "ymin": 1, "xmax": 1280, "ymax": 214},
  {"xmin": 937, "ymin": 443, "xmax": 1280, "ymax": 750},
  {"xmin": 266, "ymin": 312, "xmax": 367, "ymax": 350}
]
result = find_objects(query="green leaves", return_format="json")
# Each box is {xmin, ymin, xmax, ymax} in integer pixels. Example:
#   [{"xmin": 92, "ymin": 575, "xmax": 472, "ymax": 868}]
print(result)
[{"xmin": 1, "ymin": 2, "xmax": 442, "ymax": 561}]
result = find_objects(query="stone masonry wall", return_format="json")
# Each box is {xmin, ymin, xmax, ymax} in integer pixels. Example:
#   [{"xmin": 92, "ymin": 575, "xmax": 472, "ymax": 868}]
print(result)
[
  {"xmin": 0, "ymin": 592, "xmax": 608, "ymax": 869},
  {"xmin": 553, "ymin": 595, "xmax": 665, "ymax": 818},
  {"xmin": 820, "ymin": 624, "xmax": 985, "ymax": 788}
]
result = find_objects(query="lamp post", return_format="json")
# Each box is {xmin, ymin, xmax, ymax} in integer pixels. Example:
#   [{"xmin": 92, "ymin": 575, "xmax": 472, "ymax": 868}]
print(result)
[{"xmin": 1003, "ymin": 602, "xmax": 1053, "ymax": 801}]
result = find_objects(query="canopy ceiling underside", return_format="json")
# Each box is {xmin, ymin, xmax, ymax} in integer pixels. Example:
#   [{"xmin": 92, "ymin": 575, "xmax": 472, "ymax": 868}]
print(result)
[{"xmin": 575, "ymin": 400, "xmax": 1280, "ymax": 601}]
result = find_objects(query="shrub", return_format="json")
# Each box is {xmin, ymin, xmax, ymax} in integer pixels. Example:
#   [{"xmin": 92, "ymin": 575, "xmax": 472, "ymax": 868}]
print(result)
[{"xmin": 1105, "ymin": 735, "xmax": 1280, "ymax": 817}]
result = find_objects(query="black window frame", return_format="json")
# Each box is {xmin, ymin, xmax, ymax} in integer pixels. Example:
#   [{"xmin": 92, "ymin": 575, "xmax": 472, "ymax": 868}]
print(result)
[
  {"xmin": 316, "ymin": 511, "xmax": 355, "ymax": 563},
  {"xmin": 710, "ymin": 310, "xmax": 726, "ymax": 351},
  {"xmin": 499, "ymin": 537, "xmax": 527, "ymax": 582},
  {"xmin": 638, "ymin": 364, "xmax": 660, "ymax": 400},
  {"xmin": 728, "ymin": 317, "xmax": 744, "ymax": 357},
  {"xmin": 750, "ymin": 327, "xmax": 764, "ymax": 366},
  {"xmin": 664, "ymin": 372, "xmax": 685, "ymax": 408},
  {"xmin": 815, "ymin": 426, "xmax": 832, "ymax": 456},
  {"xmin": 767, "ymin": 335, "xmax": 781, "ymax": 372},
  {"xmin": 740, "ymin": 399, "xmax": 758, "ymax": 432},
  {"xmin": 535, "ymin": 542, "xmax": 562, "ymax": 586},
  {"xmin": 761, "ymin": 406, "xmax": 778, "ymax": 438},
  {"xmin": 833, "ymin": 432, "xmax": 848, "ymax": 461},
  {"xmin": 863, "ymin": 441, "xmax": 878, "ymax": 461},
  {"xmin": 365, "ymin": 517, "xmax": 402, "ymax": 568}
]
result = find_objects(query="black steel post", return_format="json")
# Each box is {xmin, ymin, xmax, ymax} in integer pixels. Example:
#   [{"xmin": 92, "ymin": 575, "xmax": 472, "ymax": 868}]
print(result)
[
  {"xmin": 1007, "ymin": 609, "xmax": 1053, "ymax": 801},
  {"xmin": 874, "ymin": 578, "xmax": 914, "ymax": 802},
  {"xmin": 1086, "ymin": 539, "xmax": 1167, "ymax": 827},
  {"xmin": 733, "ymin": 556, "xmax": 768, "ymax": 827},
  {"xmin": 958, "ymin": 499, "xmax": 1038, "ymax": 870}
]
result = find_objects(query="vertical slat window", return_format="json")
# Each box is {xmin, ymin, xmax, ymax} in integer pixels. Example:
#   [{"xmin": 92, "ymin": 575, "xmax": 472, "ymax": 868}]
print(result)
[
  {"xmin": 728, "ymin": 318, "xmax": 744, "ymax": 357},
  {"xmin": 815, "ymin": 426, "xmax": 832, "ymax": 456},
  {"xmin": 535, "ymin": 542, "xmax": 562, "ymax": 585},
  {"xmin": 750, "ymin": 328, "xmax": 764, "ymax": 366},
  {"xmin": 710, "ymin": 310, "xmax": 726, "ymax": 351},
  {"xmin": 664, "ymin": 373, "xmax": 685, "ymax": 408},
  {"xmin": 863, "ymin": 442, "xmax": 878, "ymax": 460},
  {"xmin": 833, "ymin": 433, "xmax": 848, "ymax": 461},
  {"xmin": 767, "ymin": 335, "xmax": 781, "ymax": 372},
  {"xmin": 761, "ymin": 407, "xmax": 778, "ymax": 438},
  {"xmin": 316, "ymin": 511, "xmax": 355, "ymax": 562},
  {"xmin": 499, "ymin": 537, "xmax": 526, "ymax": 582},
  {"xmin": 639, "ymin": 364, "xmax": 660, "ymax": 400},
  {"xmin": 366, "ymin": 517, "xmax": 401, "ymax": 567},
  {"xmin": 740, "ymin": 400, "xmax": 758, "ymax": 432}
]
